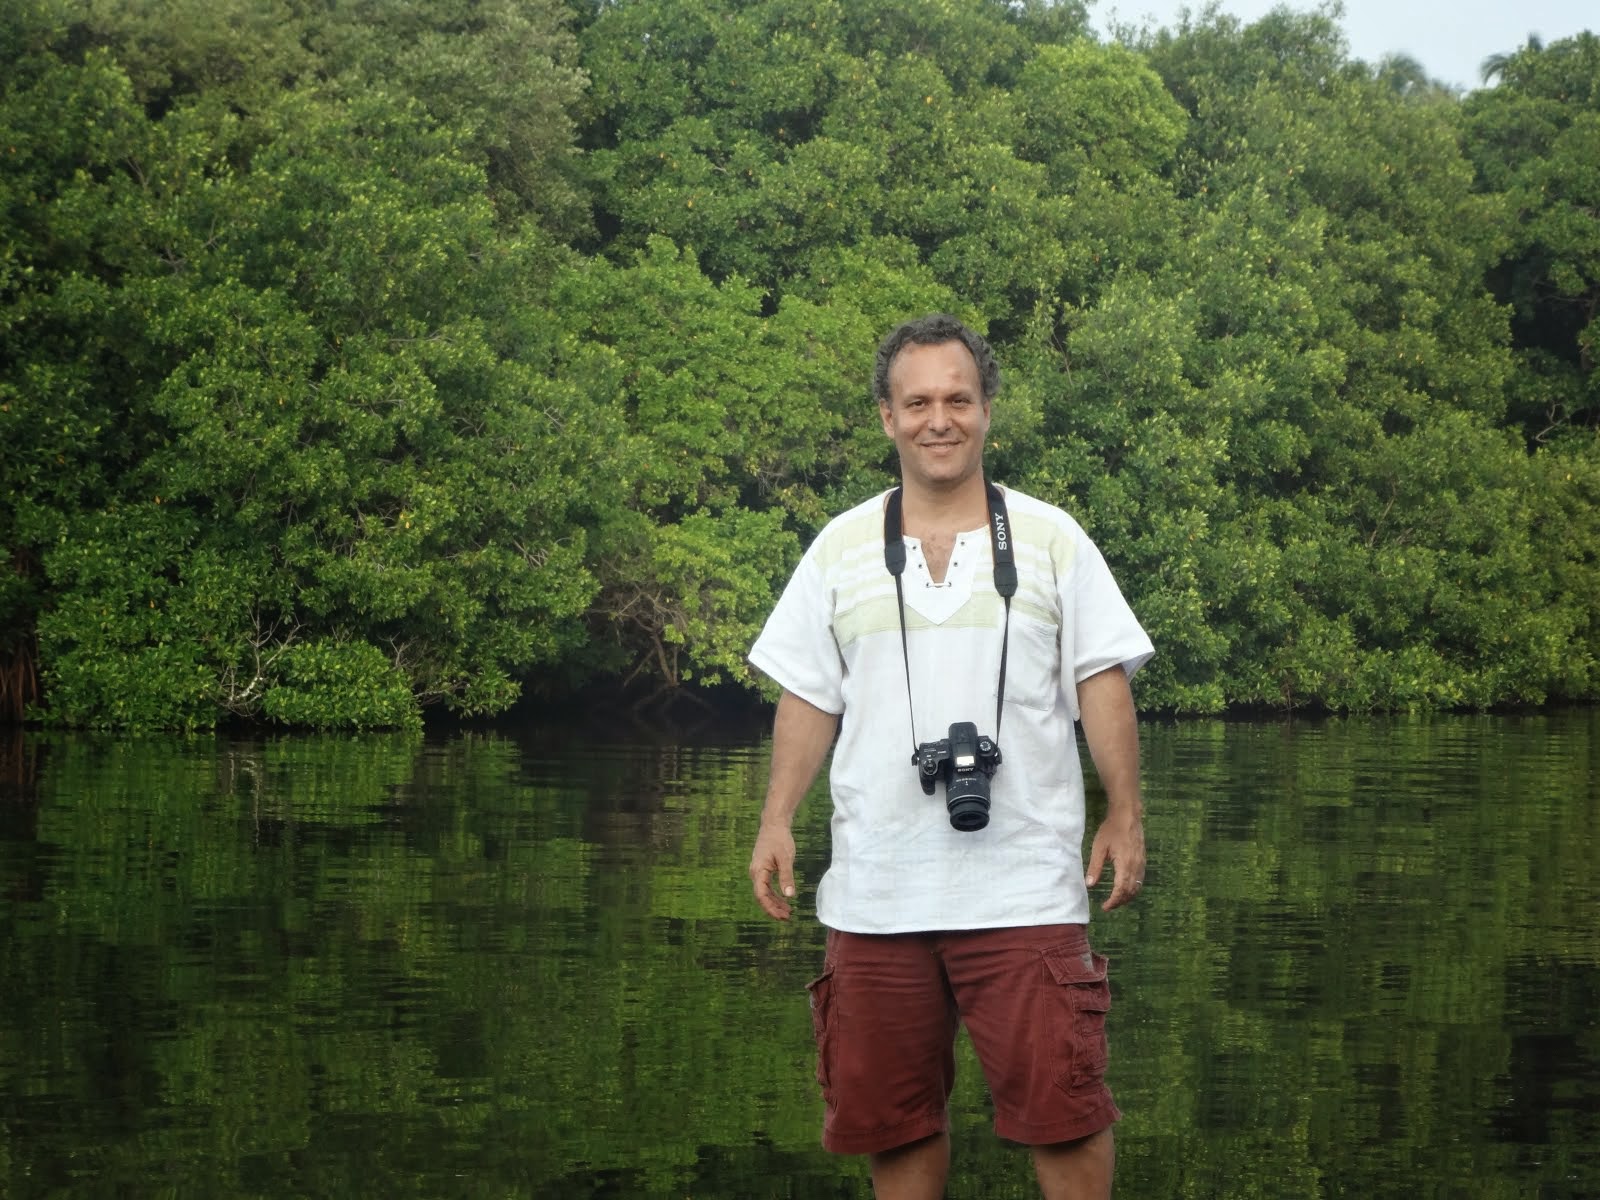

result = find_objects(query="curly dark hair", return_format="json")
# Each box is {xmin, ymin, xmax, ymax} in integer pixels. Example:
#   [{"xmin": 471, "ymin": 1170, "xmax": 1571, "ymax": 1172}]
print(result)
[{"xmin": 872, "ymin": 314, "xmax": 1001, "ymax": 406}]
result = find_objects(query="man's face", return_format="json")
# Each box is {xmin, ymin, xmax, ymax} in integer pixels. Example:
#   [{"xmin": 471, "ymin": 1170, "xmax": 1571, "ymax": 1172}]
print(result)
[{"xmin": 879, "ymin": 339, "xmax": 991, "ymax": 494}]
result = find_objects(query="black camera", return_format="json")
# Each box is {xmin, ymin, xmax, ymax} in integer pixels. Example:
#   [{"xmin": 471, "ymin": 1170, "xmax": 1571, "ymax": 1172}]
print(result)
[{"xmin": 912, "ymin": 721, "xmax": 1002, "ymax": 832}]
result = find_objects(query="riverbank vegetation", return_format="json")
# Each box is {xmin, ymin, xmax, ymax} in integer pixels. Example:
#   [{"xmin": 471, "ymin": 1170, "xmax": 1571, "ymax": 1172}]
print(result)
[{"xmin": 3, "ymin": 0, "xmax": 1597, "ymax": 727}]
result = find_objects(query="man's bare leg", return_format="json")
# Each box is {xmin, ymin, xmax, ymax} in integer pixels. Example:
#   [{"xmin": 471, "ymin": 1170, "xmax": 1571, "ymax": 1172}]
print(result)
[
  {"xmin": 870, "ymin": 1131, "xmax": 950, "ymax": 1200},
  {"xmin": 1031, "ymin": 1126, "xmax": 1114, "ymax": 1199}
]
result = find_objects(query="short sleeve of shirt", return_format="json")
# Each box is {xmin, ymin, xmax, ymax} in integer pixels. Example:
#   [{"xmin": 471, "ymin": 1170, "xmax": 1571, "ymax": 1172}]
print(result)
[
  {"xmin": 1068, "ymin": 525, "xmax": 1155, "ymax": 686},
  {"xmin": 749, "ymin": 545, "xmax": 845, "ymax": 714}
]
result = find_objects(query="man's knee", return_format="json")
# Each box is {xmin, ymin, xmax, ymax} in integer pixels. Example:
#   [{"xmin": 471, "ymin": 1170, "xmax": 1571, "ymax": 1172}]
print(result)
[
  {"xmin": 1031, "ymin": 1126, "xmax": 1114, "ymax": 1200},
  {"xmin": 870, "ymin": 1131, "xmax": 951, "ymax": 1200}
]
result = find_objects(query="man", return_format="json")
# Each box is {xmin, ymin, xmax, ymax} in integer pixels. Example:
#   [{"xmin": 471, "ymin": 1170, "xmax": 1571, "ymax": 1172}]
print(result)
[{"xmin": 747, "ymin": 314, "xmax": 1153, "ymax": 1199}]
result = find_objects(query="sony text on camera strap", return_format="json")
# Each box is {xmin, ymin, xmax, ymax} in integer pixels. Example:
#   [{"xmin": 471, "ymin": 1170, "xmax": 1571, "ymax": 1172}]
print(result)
[{"xmin": 882, "ymin": 480, "xmax": 1017, "ymax": 757}]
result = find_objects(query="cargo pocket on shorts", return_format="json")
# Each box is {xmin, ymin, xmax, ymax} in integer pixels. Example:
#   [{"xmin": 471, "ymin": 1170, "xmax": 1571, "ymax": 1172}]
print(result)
[
  {"xmin": 807, "ymin": 964, "xmax": 837, "ymax": 1102},
  {"xmin": 1041, "ymin": 948, "xmax": 1111, "ymax": 1098}
]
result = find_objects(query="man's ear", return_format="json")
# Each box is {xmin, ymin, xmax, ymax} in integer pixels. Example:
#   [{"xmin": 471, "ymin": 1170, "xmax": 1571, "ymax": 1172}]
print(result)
[{"xmin": 879, "ymin": 399, "xmax": 895, "ymax": 438}]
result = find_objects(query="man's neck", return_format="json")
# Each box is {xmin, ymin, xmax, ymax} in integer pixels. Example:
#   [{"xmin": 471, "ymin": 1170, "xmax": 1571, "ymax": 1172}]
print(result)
[{"xmin": 899, "ymin": 474, "xmax": 990, "ymax": 535}]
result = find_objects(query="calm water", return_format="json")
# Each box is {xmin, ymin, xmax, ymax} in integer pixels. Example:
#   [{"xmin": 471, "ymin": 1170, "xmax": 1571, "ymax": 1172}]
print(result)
[{"xmin": 1, "ymin": 711, "xmax": 1596, "ymax": 1198}]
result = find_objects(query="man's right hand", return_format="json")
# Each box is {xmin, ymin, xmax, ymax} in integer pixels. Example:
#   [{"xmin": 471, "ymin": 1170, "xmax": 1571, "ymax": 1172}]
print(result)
[
  {"xmin": 748, "ymin": 690, "xmax": 838, "ymax": 921},
  {"xmin": 748, "ymin": 821, "xmax": 798, "ymax": 921}
]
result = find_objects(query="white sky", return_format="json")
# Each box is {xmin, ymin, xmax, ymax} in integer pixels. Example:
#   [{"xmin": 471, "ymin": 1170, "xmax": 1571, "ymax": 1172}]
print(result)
[{"xmin": 1094, "ymin": 0, "xmax": 1597, "ymax": 92}]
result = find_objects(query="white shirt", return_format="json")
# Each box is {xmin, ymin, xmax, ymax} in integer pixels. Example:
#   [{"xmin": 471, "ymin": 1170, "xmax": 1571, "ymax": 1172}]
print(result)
[{"xmin": 749, "ymin": 486, "xmax": 1154, "ymax": 934}]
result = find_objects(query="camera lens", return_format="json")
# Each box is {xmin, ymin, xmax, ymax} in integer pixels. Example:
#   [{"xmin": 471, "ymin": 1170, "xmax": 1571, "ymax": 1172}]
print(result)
[{"xmin": 946, "ymin": 777, "xmax": 990, "ymax": 832}]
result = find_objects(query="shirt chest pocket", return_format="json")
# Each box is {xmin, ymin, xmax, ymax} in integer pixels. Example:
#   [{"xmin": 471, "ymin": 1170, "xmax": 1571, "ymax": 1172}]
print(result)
[{"xmin": 1005, "ymin": 611, "xmax": 1063, "ymax": 712}]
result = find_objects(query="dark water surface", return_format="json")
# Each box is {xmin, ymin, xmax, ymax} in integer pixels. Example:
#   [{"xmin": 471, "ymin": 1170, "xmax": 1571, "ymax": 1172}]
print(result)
[{"xmin": 1, "ymin": 711, "xmax": 1596, "ymax": 1198}]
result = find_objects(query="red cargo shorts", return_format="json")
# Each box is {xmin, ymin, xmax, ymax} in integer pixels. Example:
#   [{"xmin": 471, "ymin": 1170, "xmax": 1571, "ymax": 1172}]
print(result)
[{"xmin": 806, "ymin": 923, "xmax": 1120, "ymax": 1155}]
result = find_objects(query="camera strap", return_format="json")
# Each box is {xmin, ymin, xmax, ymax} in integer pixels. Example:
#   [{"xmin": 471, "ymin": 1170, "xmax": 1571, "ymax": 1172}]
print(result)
[{"xmin": 883, "ymin": 481, "xmax": 1017, "ymax": 755}]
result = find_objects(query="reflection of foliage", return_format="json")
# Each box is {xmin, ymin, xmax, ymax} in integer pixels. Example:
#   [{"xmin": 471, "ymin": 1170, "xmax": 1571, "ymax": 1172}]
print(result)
[
  {"xmin": 0, "ymin": 731, "xmax": 835, "ymax": 1195},
  {"xmin": 2, "ymin": 718, "xmax": 1597, "ymax": 1195},
  {"xmin": 1095, "ymin": 710, "xmax": 1600, "ymax": 1199}
]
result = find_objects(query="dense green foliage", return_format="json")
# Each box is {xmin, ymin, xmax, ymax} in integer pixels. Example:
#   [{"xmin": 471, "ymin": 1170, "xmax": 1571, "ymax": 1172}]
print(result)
[{"xmin": 2, "ymin": 0, "xmax": 1597, "ymax": 726}]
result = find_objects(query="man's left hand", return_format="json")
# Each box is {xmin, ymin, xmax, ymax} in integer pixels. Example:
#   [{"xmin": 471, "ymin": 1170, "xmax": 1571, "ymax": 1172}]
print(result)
[{"xmin": 1084, "ymin": 808, "xmax": 1146, "ymax": 911}]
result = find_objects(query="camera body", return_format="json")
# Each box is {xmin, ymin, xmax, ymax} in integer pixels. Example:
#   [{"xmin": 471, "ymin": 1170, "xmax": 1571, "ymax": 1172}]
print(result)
[{"xmin": 913, "ymin": 721, "xmax": 1002, "ymax": 832}]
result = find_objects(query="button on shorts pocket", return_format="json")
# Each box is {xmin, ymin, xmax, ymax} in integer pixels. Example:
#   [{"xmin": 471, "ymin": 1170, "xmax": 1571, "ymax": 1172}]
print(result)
[{"xmin": 1041, "ymin": 948, "xmax": 1111, "ymax": 1097}]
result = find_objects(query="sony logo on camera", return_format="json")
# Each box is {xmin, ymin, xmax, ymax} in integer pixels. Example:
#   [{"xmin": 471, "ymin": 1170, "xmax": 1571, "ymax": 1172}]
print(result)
[{"xmin": 993, "ymin": 512, "xmax": 1008, "ymax": 552}]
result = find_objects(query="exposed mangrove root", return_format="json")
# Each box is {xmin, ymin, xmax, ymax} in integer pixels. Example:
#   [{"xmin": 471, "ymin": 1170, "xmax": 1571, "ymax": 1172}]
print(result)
[{"xmin": 0, "ymin": 636, "xmax": 40, "ymax": 725}]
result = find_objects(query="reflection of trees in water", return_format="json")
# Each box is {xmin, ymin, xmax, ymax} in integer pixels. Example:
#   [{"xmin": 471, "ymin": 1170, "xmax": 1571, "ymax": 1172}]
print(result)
[
  {"xmin": 584, "ymin": 803, "xmax": 684, "ymax": 863},
  {"xmin": 0, "ymin": 726, "xmax": 45, "ymax": 808},
  {"xmin": 0, "ymin": 728, "xmax": 46, "ymax": 904},
  {"xmin": 2, "ymin": 720, "xmax": 1598, "ymax": 1196},
  {"xmin": 214, "ymin": 741, "xmax": 280, "ymax": 848},
  {"xmin": 579, "ymin": 747, "xmax": 686, "ymax": 861},
  {"xmin": 476, "ymin": 712, "xmax": 771, "ymax": 862}
]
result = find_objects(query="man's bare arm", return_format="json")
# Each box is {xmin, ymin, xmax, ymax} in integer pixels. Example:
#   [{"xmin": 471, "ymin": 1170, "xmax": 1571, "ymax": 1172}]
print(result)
[
  {"xmin": 1077, "ymin": 665, "xmax": 1146, "ymax": 911},
  {"xmin": 748, "ymin": 690, "xmax": 840, "ymax": 921}
]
